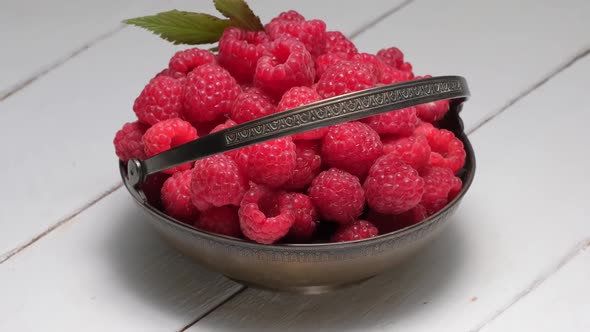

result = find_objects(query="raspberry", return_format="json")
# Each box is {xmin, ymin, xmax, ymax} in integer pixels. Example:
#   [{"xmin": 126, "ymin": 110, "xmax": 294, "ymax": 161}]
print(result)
[
  {"xmin": 269, "ymin": 10, "xmax": 305, "ymax": 23},
  {"xmin": 161, "ymin": 169, "xmax": 198, "ymax": 223},
  {"xmin": 277, "ymin": 86, "xmax": 327, "ymax": 140},
  {"xmin": 376, "ymin": 47, "xmax": 404, "ymax": 69},
  {"xmin": 133, "ymin": 75, "xmax": 184, "ymax": 125},
  {"xmin": 168, "ymin": 48, "xmax": 216, "ymax": 74},
  {"xmin": 193, "ymin": 116, "xmax": 227, "ymax": 137},
  {"xmin": 239, "ymin": 184, "xmax": 295, "ymax": 244},
  {"xmin": 361, "ymin": 107, "xmax": 419, "ymax": 136},
  {"xmin": 351, "ymin": 53, "xmax": 385, "ymax": 78},
  {"xmin": 315, "ymin": 61, "xmax": 377, "ymax": 99},
  {"xmin": 217, "ymin": 27, "xmax": 270, "ymax": 83},
  {"xmin": 142, "ymin": 118, "xmax": 197, "ymax": 174},
  {"xmin": 279, "ymin": 192, "xmax": 318, "ymax": 243},
  {"xmin": 283, "ymin": 140, "xmax": 322, "ymax": 191},
  {"xmin": 266, "ymin": 18, "xmax": 326, "ymax": 58},
  {"xmin": 253, "ymin": 37, "xmax": 315, "ymax": 98},
  {"xmin": 113, "ymin": 121, "xmax": 148, "ymax": 161},
  {"xmin": 155, "ymin": 68, "xmax": 185, "ymax": 80},
  {"xmin": 236, "ymin": 137, "xmax": 297, "ymax": 187},
  {"xmin": 324, "ymin": 31, "xmax": 357, "ymax": 55},
  {"xmin": 195, "ymin": 206, "xmax": 242, "ymax": 238},
  {"xmin": 414, "ymin": 75, "xmax": 450, "ymax": 122},
  {"xmin": 382, "ymin": 135, "xmax": 431, "ymax": 171},
  {"xmin": 191, "ymin": 154, "xmax": 248, "ymax": 211},
  {"xmin": 379, "ymin": 65, "xmax": 414, "ymax": 84},
  {"xmin": 184, "ymin": 63, "xmax": 241, "ymax": 123},
  {"xmin": 314, "ymin": 52, "xmax": 350, "ymax": 80},
  {"xmin": 321, "ymin": 122, "xmax": 383, "ymax": 178},
  {"xmin": 331, "ymin": 220, "xmax": 378, "ymax": 242},
  {"xmin": 364, "ymin": 154, "xmax": 424, "ymax": 214},
  {"xmin": 366, "ymin": 205, "xmax": 428, "ymax": 234},
  {"xmin": 308, "ymin": 168, "xmax": 365, "ymax": 224},
  {"xmin": 231, "ymin": 88, "xmax": 276, "ymax": 124},
  {"xmin": 416, "ymin": 125, "xmax": 466, "ymax": 173},
  {"xmin": 140, "ymin": 172, "xmax": 170, "ymax": 209},
  {"xmin": 420, "ymin": 166, "xmax": 462, "ymax": 215}
]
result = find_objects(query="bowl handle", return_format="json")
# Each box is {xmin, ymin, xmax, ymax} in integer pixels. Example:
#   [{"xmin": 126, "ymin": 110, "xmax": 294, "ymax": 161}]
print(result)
[{"xmin": 126, "ymin": 75, "xmax": 470, "ymax": 187}]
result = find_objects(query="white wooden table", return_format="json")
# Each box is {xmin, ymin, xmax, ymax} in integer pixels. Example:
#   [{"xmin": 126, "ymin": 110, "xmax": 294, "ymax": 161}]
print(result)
[{"xmin": 1, "ymin": 0, "xmax": 589, "ymax": 331}]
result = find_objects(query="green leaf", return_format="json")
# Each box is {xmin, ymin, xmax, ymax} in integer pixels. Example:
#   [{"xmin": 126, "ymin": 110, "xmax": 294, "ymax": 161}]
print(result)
[
  {"xmin": 123, "ymin": 10, "xmax": 234, "ymax": 45},
  {"xmin": 213, "ymin": 0, "xmax": 264, "ymax": 31}
]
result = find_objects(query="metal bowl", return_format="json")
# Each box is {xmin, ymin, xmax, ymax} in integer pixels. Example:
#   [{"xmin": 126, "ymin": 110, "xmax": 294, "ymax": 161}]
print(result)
[{"xmin": 119, "ymin": 105, "xmax": 475, "ymax": 294}]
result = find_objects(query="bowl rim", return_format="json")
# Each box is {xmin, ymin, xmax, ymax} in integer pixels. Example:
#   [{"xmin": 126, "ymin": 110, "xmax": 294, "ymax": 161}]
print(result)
[{"xmin": 119, "ymin": 115, "xmax": 476, "ymax": 250}]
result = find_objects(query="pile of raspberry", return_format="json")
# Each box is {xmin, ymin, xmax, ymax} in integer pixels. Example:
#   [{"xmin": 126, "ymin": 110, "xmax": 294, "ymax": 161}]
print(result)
[{"xmin": 114, "ymin": 10, "xmax": 466, "ymax": 244}]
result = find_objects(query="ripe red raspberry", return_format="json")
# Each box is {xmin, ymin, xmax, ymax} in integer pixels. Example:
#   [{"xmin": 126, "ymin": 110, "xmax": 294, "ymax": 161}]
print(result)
[
  {"xmin": 283, "ymin": 140, "xmax": 322, "ymax": 191},
  {"xmin": 416, "ymin": 124, "xmax": 466, "ymax": 173},
  {"xmin": 236, "ymin": 137, "xmax": 297, "ymax": 187},
  {"xmin": 155, "ymin": 68, "xmax": 185, "ymax": 80},
  {"xmin": 277, "ymin": 86, "xmax": 327, "ymax": 140},
  {"xmin": 379, "ymin": 65, "xmax": 414, "ymax": 84},
  {"xmin": 321, "ymin": 122, "xmax": 383, "ymax": 179},
  {"xmin": 376, "ymin": 47, "xmax": 404, "ymax": 69},
  {"xmin": 331, "ymin": 220, "xmax": 378, "ymax": 242},
  {"xmin": 308, "ymin": 168, "xmax": 365, "ymax": 224},
  {"xmin": 231, "ymin": 88, "xmax": 276, "ymax": 124},
  {"xmin": 141, "ymin": 172, "xmax": 170, "ymax": 209},
  {"xmin": 366, "ymin": 205, "xmax": 428, "ymax": 234},
  {"xmin": 266, "ymin": 18, "xmax": 326, "ymax": 58},
  {"xmin": 414, "ymin": 75, "xmax": 450, "ymax": 122},
  {"xmin": 364, "ymin": 154, "xmax": 424, "ymax": 214},
  {"xmin": 161, "ymin": 169, "xmax": 198, "ymax": 223},
  {"xmin": 195, "ymin": 206, "xmax": 242, "ymax": 238},
  {"xmin": 362, "ymin": 107, "xmax": 419, "ymax": 136},
  {"xmin": 142, "ymin": 118, "xmax": 197, "ymax": 174},
  {"xmin": 217, "ymin": 27, "xmax": 270, "ymax": 83},
  {"xmin": 351, "ymin": 53, "xmax": 385, "ymax": 77},
  {"xmin": 315, "ymin": 61, "xmax": 377, "ymax": 99},
  {"xmin": 239, "ymin": 184, "xmax": 295, "ymax": 244},
  {"xmin": 168, "ymin": 48, "xmax": 216, "ymax": 74},
  {"xmin": 184, "ymin": 63, "xmax": 241, "ymax": 123},
  {"xmin": 420, "ymin": 166, "xmax": 462, "ymax": 215},
  {"xmin": 133, "ymin": 75, "xmax": 184, "ymax": 125},
  {"xmin": 191, "ymin": 154, "xmax": 248, "ymax": 211},
  {"xmin": 314, "ymin": 52, "xmax": 350, "ymax": 80},
  {"xmin": 254, "ymin": 37, "xmax": 315, "ymax": 98},
  {"xmin": 324, "ymin": 31, "xmax": 357, "ymax": 55},
  {"xmin": 279, "ymin": 192, "xmax": 318, "ymax": 243},
  {"xmin": 113, "ymin": 121, "xmax": 148, "ymax": 161},
  {"xmin": 269, "ymin": 10, "xmax": 305, "ymax": 23},
  {"xmin": 382, "ymin": 135, "xmax": 431, "ymax": 171}
]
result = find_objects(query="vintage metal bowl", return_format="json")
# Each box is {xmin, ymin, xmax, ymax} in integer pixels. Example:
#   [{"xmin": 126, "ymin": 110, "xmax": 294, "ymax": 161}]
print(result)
[{"xmin": 120, "ymin": 76, "xmax": 475, "ymax": 294}]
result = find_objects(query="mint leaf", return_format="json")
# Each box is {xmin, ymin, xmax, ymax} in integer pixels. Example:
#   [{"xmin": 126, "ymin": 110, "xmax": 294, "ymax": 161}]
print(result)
[
  {"xmin": 213, "ymin": 0, "xmax": 264, "ymax": 31},
  {"xmin": 123, "ymin": 10, "xmax": 234, "ymax": 45}
]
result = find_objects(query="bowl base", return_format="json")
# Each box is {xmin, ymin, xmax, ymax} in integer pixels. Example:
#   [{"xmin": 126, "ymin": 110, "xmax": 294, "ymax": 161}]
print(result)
[{"xmin": 227, "ymin": 276, "xmax": 375, "ymax": 295}]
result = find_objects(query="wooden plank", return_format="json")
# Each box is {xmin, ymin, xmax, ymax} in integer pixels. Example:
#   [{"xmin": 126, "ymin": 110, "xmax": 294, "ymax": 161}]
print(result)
[
  {"xmin": 353, "ymin": 0, "xmax": 590, "ymax": 131},
  {"xmin": 0, "ymin": 0, "xmax": 406, "ymax": 259},
  {"xmin": 185, "ymin": 47, "xmax": 590, "ymax": 332},
  {"xmin": 481, "ymin": 245, "xmax": 590, "ymax": 332},
  {"xmin": 0, "ymin": 188, "xmax": 243, "ymax": 332}
]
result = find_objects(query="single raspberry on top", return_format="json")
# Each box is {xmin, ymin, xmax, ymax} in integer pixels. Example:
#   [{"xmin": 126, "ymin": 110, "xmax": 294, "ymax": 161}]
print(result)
[
  {"xmin": 113, "ymin": 121, "xmax": 148, "ymax": 162},
  {"xmin": 268, "ymin": 10, "xmax": 305, "ymax": 23},
  {"xmin": 277, "ymin": 86, "xmax": 327, "ymax": 140},
  {"xmin": 142, "ymin": 118, "xmax": 197, "ymax": 174},
  {"xmin": 279, "ymin": 192, "xmax": 318, "ymax": 243},
  {"xmin": 324, "ymin": 31, "xmax": 357, "ymax": 55},
  {"xmin": 420, "ymin": 166, "xmax": 462, "ymax": 215},
  {"xmin": 191, "ymin": 154, "xmax": 248, "ymax": 211},
  {"xmin": 133, "ymin": 75, "xmax": 184, "ymax": 125},
  {"xmin": 415, "ymin": 124, "xmax": 466, "ymax": 173},
  {"xmin": 282, "ymin": 140, "xmax": 322, "ymax": 191},
  {"xmin": 364, "ymin": 154, "xmax": 424, "ymax": 215},
  {"xmin": 314, "ymin": 52, "xmax": 350, "ymax": 80},
  {"xmin": 315, "ymin": 60, "xmax": 377, "ymax": 99},
  {"xmin": 362, "ymin": 107, "xmax": 419, "ymax": 137},
  {"xmin": 366, "ymin": 205, "xmax": 428, "ymax": 234},
  {"xmin": 321, "ymin": 121, "xmax": 383, "ymax": 179},
  {"xmin": 382, "ymin": 135, "xmax": 431, "ymax": 171},
  {"xmin": 308, "ymin": 168, "xmax": 365, "ymax": 224},
  {"xmin": 254, "ymin": 37, "xmax": 315, "ymax": 98},
  {"xmin": 168, "ymin": 48, "xmax": 216, "ymax": 74},
  {"xmin": 376, "ymin": 47, "xmax": 404, "ymax": 69},
  {"xmin": 184, "ymin": 63, "xmax": 241, "ymax": 123},
  {"xmin": 231, "ymin": 87, "xmax": 276, "ymax": 124},
  {"xmin": 217, "ymin": 27, "xmax": 270, "ymax": 83},
  {"xmin": 266, "ymin": 17, "xmax": 326, "ymax": 58},
  {"xmin": 161, "ymin": 169, "xmax": 198, "ymax": 224},
  {"xmin": 239, "ymin": 184, "xmax": 295, "ymax": 244},
  {"xmin": 195, "ymin": 206, "xmax": 242, "ymax": 238},
  {"xmin": 236, "ymin": 137, "xmax": 297, "ymax": 187},
  {"xmin": 331, "ymin": 220, "xmax": 378, "ymax": 243}
]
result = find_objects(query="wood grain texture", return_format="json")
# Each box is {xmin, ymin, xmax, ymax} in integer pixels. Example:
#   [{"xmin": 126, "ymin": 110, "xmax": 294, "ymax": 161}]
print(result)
[
  {"xmin": 0, "ymin": 188, "xmax": 242, "ymax": 332},
  {"xmin": 185, "ymin": 46, "xmax": 590, "ymax": 332}
]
